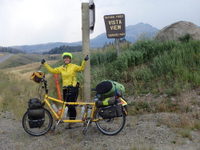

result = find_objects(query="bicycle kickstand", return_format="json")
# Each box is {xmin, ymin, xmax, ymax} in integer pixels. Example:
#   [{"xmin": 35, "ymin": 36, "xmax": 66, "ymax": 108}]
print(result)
[
  {"xmin": 82, "ymin": 119, "xmax": 91, "ymax": 135},
  {"xmin": 52, "ymin": 119, "xmax": 62, "ymax": 131}
]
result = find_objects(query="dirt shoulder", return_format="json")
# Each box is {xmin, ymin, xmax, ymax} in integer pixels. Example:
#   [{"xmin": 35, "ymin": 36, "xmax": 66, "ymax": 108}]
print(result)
[{"xmin": 0, "ymin": 110, "xmax": 200, "ymax": 150}]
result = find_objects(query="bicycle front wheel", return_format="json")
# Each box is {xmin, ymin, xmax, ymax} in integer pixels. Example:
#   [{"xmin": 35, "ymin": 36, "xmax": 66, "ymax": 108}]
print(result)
[
  {"xmin": 95, "ymin": 109, "xmax": 126, "ymax": 136},
  {"xmin": 22, "ymin": 108, "xmax": 53, "ymax": 136}
]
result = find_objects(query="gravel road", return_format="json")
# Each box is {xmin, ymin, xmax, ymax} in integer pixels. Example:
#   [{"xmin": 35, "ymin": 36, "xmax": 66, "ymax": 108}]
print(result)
[
  {"xmin": 0, "ymin": 54, "xmax": 13, "ymax": 63},
  {"xmin": 0, "ymin": 111, "xmax": 199, "ymax": 150}
]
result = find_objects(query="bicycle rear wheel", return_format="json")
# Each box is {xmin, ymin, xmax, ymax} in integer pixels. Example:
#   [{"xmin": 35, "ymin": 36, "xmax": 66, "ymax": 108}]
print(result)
[
  {"xmin": 22, "ymin": 108, "xmax": 53, "ymax": 136},
  {"xmin": 95, "ymin": 108, "xmax": 126, "ymax": 136}
]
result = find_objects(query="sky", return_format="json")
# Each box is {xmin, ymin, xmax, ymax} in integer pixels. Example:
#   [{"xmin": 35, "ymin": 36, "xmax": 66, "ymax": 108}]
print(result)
[{"xmin": 0, "ymin": 0, "xmax": 199, "ymax": 46}]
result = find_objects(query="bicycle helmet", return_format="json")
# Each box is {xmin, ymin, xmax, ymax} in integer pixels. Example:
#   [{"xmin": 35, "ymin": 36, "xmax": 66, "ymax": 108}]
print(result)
[
  {"xmin": 30, "ymin": 71, "xmax": 45, "ymax": 83},
  {"xmin": 62, "ymin": 52, "xmax": 72, "ymax": 59}
]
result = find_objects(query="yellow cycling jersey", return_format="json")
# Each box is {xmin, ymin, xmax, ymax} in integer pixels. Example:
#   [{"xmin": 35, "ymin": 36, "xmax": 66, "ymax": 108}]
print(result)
[{"xmin": 43, "ymin": 60, "xmax": 86, "ymax": 87}]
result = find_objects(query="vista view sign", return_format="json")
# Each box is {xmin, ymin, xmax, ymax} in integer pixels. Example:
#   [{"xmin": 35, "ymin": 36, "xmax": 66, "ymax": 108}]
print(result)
[{"xmin": 104, "ymin": 14, "xmax": 125, "ymax": 38}]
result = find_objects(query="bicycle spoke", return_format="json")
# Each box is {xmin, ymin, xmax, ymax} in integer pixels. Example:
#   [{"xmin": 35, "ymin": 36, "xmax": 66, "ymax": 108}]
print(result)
[
  {"xmin": 22, "ymin": 108, "xmax": 53, "ymax": 136},
  {"xmin": 95, "ymin": 110, "xmax": 126, "ymax": 135}
]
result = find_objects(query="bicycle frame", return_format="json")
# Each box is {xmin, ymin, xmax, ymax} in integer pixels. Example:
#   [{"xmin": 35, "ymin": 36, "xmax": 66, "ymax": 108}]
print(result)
[
  {"xmin": 40, "ymin": 78, "xmax": 127, "ymax": 123},
  {"xmin": 43, "ymin": 94, "xmax": 98, "ymax": 123}
]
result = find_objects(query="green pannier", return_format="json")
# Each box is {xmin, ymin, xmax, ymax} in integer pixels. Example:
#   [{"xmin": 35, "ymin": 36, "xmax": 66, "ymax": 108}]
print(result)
[
  {"xmin": 95, "ymin": 80, "xmax": 125, "ymax": 100},
  {"xmin": 95, "ymin": 97, "xmax": 116, "ymax": 108}
]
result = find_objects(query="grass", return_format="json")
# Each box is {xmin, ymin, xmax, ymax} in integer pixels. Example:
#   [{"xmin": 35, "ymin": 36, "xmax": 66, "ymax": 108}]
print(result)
[
  {"xmin": 178, "ymin": 129, "xmax": 192, "ymax": 140},
  {"xmin": 91, "ymin": 40, "xmax": 200, "ymax": 96},
  {"xmin": 0, "ymin": 54, "xmax": 40, "ymax": 69},
  {"xmin": 0, "ymin": 71, "xmax": 40, "ymax": 119}
]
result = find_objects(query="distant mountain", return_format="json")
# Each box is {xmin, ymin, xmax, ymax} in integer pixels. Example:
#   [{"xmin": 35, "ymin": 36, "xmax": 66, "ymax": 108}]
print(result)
[
  {"xmin": 11, "ymin": 42, "xmax": 81, "ymax": 54},
  {"xmin": 0, "ymin": 46, "xmax": 24, "ymax": 54},
  {"xmin": 126, "ymin": 23, "xmax": 159, "ymax": 41},
  {"xmin": 9, "ymin": 23, "xmax": 159, "ymax": 53},
  {"xmin": 90, "ymin": 23, "xmax": 159, "ymax": 47}
]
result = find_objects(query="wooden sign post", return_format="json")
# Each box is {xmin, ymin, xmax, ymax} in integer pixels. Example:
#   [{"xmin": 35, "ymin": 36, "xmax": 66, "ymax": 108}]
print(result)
[{"xmin": 82, "ymin": 2, "xmax": 91, "ymax": 101}]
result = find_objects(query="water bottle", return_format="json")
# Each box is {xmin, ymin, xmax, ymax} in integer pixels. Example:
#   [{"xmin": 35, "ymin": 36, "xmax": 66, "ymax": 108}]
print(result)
[
  {"xmin": 63, "ymin": 106, "xmax": 68, "ymax": 119},
  {"xmin": 87, "ymin": 108, "xmax": 92, "ymax": 118},
  {"xmin": 93, "ymin": 96, "xmax": 99, "ymax": 102},
  {"xmin": 52, "ymin": 103, "xmax": 58, "ymax": 112},
  {"xmin": 81, "ymin": 106, "xmax": 85, "ymax": 120}
]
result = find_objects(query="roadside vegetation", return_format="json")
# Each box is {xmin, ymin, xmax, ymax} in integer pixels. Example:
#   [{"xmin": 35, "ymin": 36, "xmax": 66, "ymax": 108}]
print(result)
[
  {"xmin": 91, "ymin": 40, "xmax": 200, "ymax": 96},
  {"xmin": 0, "ymin": 71, "xmax": 39, "ymax": 118},
  {"xmin": 0, "ymin": 39, "xmax": 199, "ymax": 133}
]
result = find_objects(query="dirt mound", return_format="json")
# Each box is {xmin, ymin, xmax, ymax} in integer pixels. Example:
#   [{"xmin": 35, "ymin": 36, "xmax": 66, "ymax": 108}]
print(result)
[{"xmin": 155, "ymin": 21, "xmax": 200, "ymax": 41}]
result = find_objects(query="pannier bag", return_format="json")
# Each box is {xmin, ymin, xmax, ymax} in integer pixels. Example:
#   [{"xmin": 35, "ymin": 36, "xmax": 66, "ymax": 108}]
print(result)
[
  {"xmin": 28, "ymin": 98, "xmax": 43, "ymax": 109},
  {"xmin": 27, "ymin": 98, "xmax": 45, "ymax": 128},
  {"xmin": 95, "ymin": 97, "xmax": 116, "ymax": 108},
  {"xmin": 99, "ymin": 105, "xmax": 123, "ymax": 119},
  {"xmin": 28, "ymin": 108, "xmax": 45, "ymax": 128},
  {"xmin": 95, "ymin": 80, "xmax": 125, "ymax": 99}
]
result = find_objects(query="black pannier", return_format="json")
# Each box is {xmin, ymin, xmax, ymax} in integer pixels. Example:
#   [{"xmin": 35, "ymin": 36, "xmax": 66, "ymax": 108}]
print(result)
[
  {"xmin": 98, "ymin": 105, "xmax": 123, "ymax": 119},
  {"xmin": 28, "ymin": 108, "xmax": 45, "ymax": 128},
  {"xmin": 28, "ymin": 98, "xmax": 45, "ymax": 128},
  {"xmin": 28, "ymin": 98, "xmax": 43, "ymax": 109}
]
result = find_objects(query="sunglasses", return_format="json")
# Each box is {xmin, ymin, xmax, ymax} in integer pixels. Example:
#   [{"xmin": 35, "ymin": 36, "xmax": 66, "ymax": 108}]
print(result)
[{"xmin": 63, "ymin": 55, "xmax": 71, "ymax": 59}]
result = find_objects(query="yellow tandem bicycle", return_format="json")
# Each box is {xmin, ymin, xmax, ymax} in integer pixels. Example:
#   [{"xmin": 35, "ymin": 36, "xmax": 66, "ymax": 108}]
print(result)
[{"xmin": 22, "ymin": 72, "xmax": 128, "ymax": 136}]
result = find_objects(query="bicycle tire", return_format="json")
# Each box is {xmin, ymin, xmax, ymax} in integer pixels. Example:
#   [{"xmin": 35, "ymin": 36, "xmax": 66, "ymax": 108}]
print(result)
[
  {"xmin": 95, "ymin": 107, "xmax": 126, "ymax": 136},
  {"xmin": 22, "ymin": 108, "xmax": 53, "ymax": 136}
]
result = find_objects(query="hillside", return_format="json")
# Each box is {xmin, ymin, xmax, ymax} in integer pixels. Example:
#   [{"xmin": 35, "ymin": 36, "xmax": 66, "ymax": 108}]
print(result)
[
  {"xmin": 0, "ymin": 54, "xmax": 58, "ymax": 69},
  {"xmin": 0, "ymin": 40, "xmax": 199, "ymax": 150},
  {"xmin": 9, "ymin": 23, "xmax": 158, "ymax": 53},
  {"xmin": 155, "ymin": 21, "xmax": 200, "ymax": 41}
]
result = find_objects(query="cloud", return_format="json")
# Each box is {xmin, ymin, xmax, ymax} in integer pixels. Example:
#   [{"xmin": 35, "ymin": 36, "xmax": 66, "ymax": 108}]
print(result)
[
  {"xmin": 0, "ymin": 0, "xmax": 200, "ymax": 46},
  {"xmin": 0, "ymin": 0, "xmax": 81, "ymax": 46}
]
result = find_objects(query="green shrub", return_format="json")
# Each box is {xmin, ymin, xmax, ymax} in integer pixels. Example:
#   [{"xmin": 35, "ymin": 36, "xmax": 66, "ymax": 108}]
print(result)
[
  {"xmin": 179, "ymin": 34, "xmax": 192, "ymax": 43},
  {"xmin": 134, "ymin": 66, "xmax": 153, "ymax": 81},
  {"xmin": 91, "ymin": 40, "xmax": 200, "ymax": 95}
]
